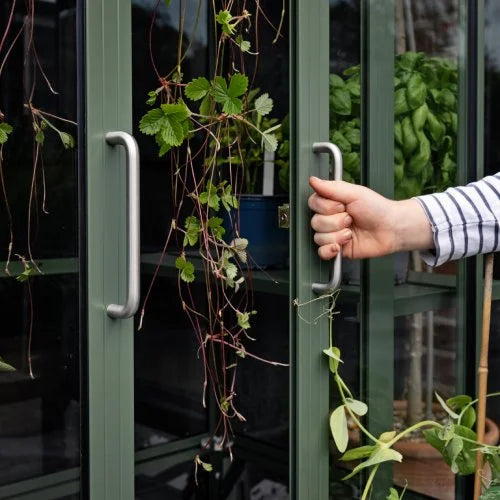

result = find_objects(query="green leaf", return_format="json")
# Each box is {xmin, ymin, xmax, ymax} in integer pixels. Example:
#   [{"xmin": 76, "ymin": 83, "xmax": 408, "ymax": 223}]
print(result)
[
  {"xmin": 402, "ymin": 116, "xmax": 418, "ymax": 156},
  {"xmin": 163, "ymin": 0, "xmax": 172, "ymax": 6},
  {"xmin": 406, "ymin": 73, "xmax": 427, "ymax": 109},
  {"xmin": 345, "ymin": 398, "xmax": 368, "ymax": 416},
  {"xmin": 185, "ymin": 77, "xmax": 211, "ymax": 101},
  {"xmin": 221, "ymin": 185, "xmax": 238, "ymax": 211},
  {"xmin": 201, "ymin": 461, "xmax": 213, "ymax": 472},
  {"xmin": 140, "ymin": 108, "xmax": 165, "ymax": 135},
  {"xmin": 407, "ymin": 132, "xmax": 430, "ymax": 176},
  {"xmin": 59, "ymin": 131, "xmax": 75, "ymax": 149},
  {"xmin": 35, "ymin": 129, "xmax": 45, "ymax": 145},
  {"xmin": 386, "ymin": 488, "xmax": 400, "ymax": 500},
  {"xmin": 0, "ymin": 122, "xmax": 13, "ymax": 144},
  {"xmin": 344, "ymin": 127, "xmax": 360, "ymax": 147},
  {"xmin": 394, "ymin": 88, "xmax": 410, "ymax": 115},
  {"xmin": 212, "ymin": 75, "xmax": 247, "ymax": 115},
  {"xmin": 435, "ymin": 392, "xmax": 460, "ymax": 419},
  {"xmin": 412, "ymin": 103, "xmax": 428, "ymax": 132},
  {"xmin": 140, "ymin": 104, "xmax": 189, "ymax": 148},
  {"xmin": 379, "ymin": 431, "xmax": 397, "ymax": 443},
  {"xmin": 426, "ymin": 110, "xmax": 445, "ymax": 143},
  {"xmin": 340, "ymin": 445, "xmax": 376, "ymax": 462},
  {"xmin": 199, "ymin": 182, "xmax": 221, "ymax": 211},
  {"xmin": 330, "ymin": 405, "xmax": 349, "ymax": 453},
  {"xmin": 228, "ymin": 73, "xmax": 248, "ymax": 98},
  {"xmin": 231, "ymin": 237, "xmax": 248, "ymax": 263},
  {"xmin": 323, "ymin": 347, "xmax": 343, "ymax": 363},
  {"xmin": 395, "ymin": 120, "xmax": 403, "ymax": 146},
  {"xmin": 330, "ymin": 131, "xmax": 351, "ymax": 154},
  {"xmin": 216, "ymin": 10, "xmax": 236, "ymax": 35},
  {"xmin": 398, "ymin": 51, "xmax": 421, "ymax": 71},
  {"xmin": 207, "ymin": 217, "xmax": 225, "ymax": 240},
  {"xmin": 447, "ymin": 435, "xmax": 464, "ymax": 474},
  {"xmin": 0, "ymin": 357, "xmax": 15, "ymax": 372},
  {"xmin": 146, "ymin": 90, "xmax": 157, "ymax": 106},
  {"xmin": 255, "ymin": 93, "xmax": 274, "ymax": 116},
  {"xmin": 343, "ymin": 447, "xmax": 403, "ymax": 480},
  {"xmin": 329, "ymin": 74, "xmax": 345, "ymax": 89},
  {"xmin": 175, "ymin": 255, "xmax": 195, "ymax": 283},
  {"xmin": 199, "ymin": 94, "xmax": 212, "ymax": 115},
  {"xmin": 235, "ymin": 35, "xmax": 251, "ymax": 53},
  {"xmin": 330, "ymin": 87, "xmax": 351, "ymax": 116},
  {"xmin": 262, "ymin": 131, "xmax": 278, "ymax": 152},
  {"xmin": 183, "ymin": 216, "xmax": 201, "ymax": 247},
  {"xmin": 237, "ymin": 311, "xmax": 254, "ymax": 330}
]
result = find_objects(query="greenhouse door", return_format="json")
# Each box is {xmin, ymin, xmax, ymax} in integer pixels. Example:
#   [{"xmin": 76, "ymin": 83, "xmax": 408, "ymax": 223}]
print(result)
[{"xmin": 293, "ymin": 0, "xmax": 484, "ymax": 499}]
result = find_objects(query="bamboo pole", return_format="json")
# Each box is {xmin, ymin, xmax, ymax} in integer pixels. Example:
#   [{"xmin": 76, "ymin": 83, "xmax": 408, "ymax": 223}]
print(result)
[{"xmin": 473, "ymin": 253, "xmax": 494, "ymax": 500}]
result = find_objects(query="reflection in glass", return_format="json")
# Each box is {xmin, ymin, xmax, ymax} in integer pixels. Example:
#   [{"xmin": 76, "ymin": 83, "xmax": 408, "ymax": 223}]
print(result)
[
  {"xmin": 393, "ymin": 2, "xmax": 459, "ymax": 498},
  {"xmin": 0, "ymin": 0, "xmax": 80, "ymax": 488}
]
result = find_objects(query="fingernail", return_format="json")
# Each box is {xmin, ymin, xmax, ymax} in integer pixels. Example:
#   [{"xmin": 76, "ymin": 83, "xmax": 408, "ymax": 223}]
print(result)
[
  {"xmin": 344, "ymin": 215, "xmax": 353, "ymax": 225},
  {"xmin": 343, "ymin": 229, "xmax": 352, "ymax": 239}
]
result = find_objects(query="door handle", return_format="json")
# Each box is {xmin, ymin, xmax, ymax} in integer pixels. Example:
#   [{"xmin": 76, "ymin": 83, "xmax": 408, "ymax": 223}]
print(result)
[
  {"xmin": 105, "ymin": 131, "xmax": 141, "ymax": 319},
  {"xmin": 312, "ymin": 142, "xmax": 343, "ymax": 294}
]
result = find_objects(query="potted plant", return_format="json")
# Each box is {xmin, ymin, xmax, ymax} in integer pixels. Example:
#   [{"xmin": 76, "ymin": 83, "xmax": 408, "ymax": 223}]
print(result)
[{"xmin": 212, "ymin": 96, "xmax": 290, "ymax": 269}]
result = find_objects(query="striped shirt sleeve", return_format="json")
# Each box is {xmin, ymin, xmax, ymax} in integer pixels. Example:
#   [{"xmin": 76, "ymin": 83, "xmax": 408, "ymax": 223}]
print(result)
[{"xmin": 414, "ymin": 173, "xmax": 500, "ymax": 267}]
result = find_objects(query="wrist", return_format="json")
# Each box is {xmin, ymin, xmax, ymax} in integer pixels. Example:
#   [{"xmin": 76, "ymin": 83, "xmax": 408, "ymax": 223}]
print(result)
[{"xmin": 392, "ymin": 199, "xmax": 434, "ymax": 253}]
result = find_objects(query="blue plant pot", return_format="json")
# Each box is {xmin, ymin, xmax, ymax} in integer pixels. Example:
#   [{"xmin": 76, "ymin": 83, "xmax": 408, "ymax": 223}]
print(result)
[{"xmin": 224, "ymin": 195, "xmax": 289, "ymax": 269}]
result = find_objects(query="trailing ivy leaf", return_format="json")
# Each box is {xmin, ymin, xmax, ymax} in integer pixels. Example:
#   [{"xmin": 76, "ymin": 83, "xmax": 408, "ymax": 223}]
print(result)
[
  {"xmin": 183, "ymin": 216, "xmax": 201, "ymax": 247},
  {"xmin": 0, "ymin": 122, "xmax": 13, "ymax": 144},
  {"xmin": 255, "ymin": 93, "xmax": 273, "ymax": 116},
  {"xmin": 340, "ymin": 445, "xmax": 376, "ymax": 462},
  {"xmin": 216, "ymin": 10, "xmax": 236, "ymax": 35},
  {"xmin": 185, "ymin": 77, "xmax": 211, "ymax": 101},
  {"xmin": 342, "ymin": 447, "xmax": 403, "ymax": 480},
  {"xmin": 379, "ymin": 431, "xmax": 397, "ymax": 443},
  {"xmin": 330, "ymin": 405, "xmax": 348, "ymax": 453},
  {"xmin": 0, "ymin": 357, "xmax": 15, "ymax": 372},
  {"xmin": 235, "ymin": 35, "xmax": 251, "ymax": 53},
  {"xmin": 59, "ymin": 131, "xmax": 75, "ymax": 149},
  {"xmin": 435, "ymin": 392, "xmax": 460, "ymax": 419},
  {"xmin": 175, "ymin": 255, "xmax": 195, "ymax": 283},
  {"xmin": 231, "ymin": 238, "xmax": 248, "ymax": 263},
  {"xmin": 207, "ymin": 217, "xmax": 225, "ymax": 240},
  {"xmin": 345, "ymin": 398, "xmax": 368, "ymax": 416}
]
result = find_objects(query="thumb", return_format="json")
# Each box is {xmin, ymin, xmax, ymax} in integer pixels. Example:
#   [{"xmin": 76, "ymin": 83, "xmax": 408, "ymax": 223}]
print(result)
[{"xmin": 309, "ymin": 176, "xmax": 361, "ymax": 204}]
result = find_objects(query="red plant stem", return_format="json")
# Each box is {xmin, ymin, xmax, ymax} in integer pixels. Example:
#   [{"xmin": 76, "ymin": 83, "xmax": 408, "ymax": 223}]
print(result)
[{"xmin": 0, "ymin": 0, "xmax": 17, "ymax": 56}]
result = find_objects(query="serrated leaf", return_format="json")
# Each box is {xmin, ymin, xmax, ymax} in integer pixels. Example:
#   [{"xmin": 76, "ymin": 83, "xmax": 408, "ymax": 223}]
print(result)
[
  {"xmin": 345, "ymin": 398, "xmax": 368, "ymax": 416},
  {"xmin": 146, "ymin": 90, "xmax": 157, "ymax": 106},
  {"xmin": 199, "ymin": 182, "xmax": 221, "ymax": 211},
  {"xmin": 340, "ymin": 445, "xmax": 376, "ymax": 462},
  {"xmin": 185, "ymin": 77, "xmax": 211, "ymax": 101},
  {"xmin": 330, "ymin": 405, "xmax": 348, "ymax": 453},
  {"xmin": 232, "ymin": 238, "xmax": 248, "ymax": 263},
  {"xmin": 216, "ymin": 10, "xmax": 236, "ymax": 34},
  {"xmin": 199, "ymin": 94, "xmax": 212, "ymax": 115},
  {"xmin": 175, "ymin": 255, "xmax": 195, "ymax": 283},
  {"xmin": 221, "ymin": 185, "xmax": 238, "ymax": 211},
  {"xmin": 237, "ymin": 311, "xmax": 252, "ymax": 330},
  {"xmin": 0, "ymin": 122, "xmax": 13, "ymax": 144},
  {"xmin": 140, "ymin": 108, "xmax": 165, "ymax": 135},
  {"xmin": 342, "ymin": 447, "xmax": 403, "ymax": 480},
  {"xmin": 255, "ymin": 93, "xmax": 273, "ymax": 116},
  {"xmin": 262, "ymin": 131, "xmax": 277, "ymax": 152},
  {"xmin": 235, "ymin": 35, "xmax": 250, "ymax": 52},
  {"xmin": 183, "ymin": 216, "xmax": 201, "ymax": 247},
  {"xmin": 207, "ymin": 217, "xmax": 225, "ymax": 240}
]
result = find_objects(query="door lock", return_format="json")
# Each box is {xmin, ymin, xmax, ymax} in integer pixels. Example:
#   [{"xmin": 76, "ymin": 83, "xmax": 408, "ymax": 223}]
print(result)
[{"xmin": 278, "ymin": 203, "xmax": 290, "ymax": 229}]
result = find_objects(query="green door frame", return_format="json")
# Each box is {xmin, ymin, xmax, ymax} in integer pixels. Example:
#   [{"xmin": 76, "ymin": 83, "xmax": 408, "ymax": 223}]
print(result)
[{"xmin": 86, "ymin": 0, "xmax": 135, "ymax": 498}]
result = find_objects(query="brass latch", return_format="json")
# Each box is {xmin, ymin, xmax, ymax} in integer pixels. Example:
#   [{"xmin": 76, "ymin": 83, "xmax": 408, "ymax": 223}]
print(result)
[{"xmin": 278, "ymin": 203, "xmax": 290, "ymax": 229}]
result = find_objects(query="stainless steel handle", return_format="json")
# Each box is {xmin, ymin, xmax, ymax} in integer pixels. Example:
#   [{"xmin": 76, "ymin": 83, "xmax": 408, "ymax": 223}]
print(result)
[
  {"xmin": 105, "ymin": 131, "xmax": 141, "ymax": 319},
  {"xmin": 312, "ymin": 142, "xmax": 343, "ymax": 294}
]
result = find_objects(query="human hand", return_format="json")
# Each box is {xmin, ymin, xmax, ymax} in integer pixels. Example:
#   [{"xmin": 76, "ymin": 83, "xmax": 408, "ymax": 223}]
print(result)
[{"xmin": 308, "ymin": 176, "xmax": 434, "ymax": 260}]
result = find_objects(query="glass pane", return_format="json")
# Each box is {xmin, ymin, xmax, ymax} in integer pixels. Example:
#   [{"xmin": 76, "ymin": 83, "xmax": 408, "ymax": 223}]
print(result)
[
  {"xmin": 132, "ymin": 1, "xmax": 290, "ymax": 496},
  {"xmin": 0, "ymin": 0, "xmax": 81, "ymax": 489},
  {"xmin": 328, "ymin": 0, "xmax": 362, "ymax": 497},
  {"xmin": 393, "ymin": 1, "xmax": 460, "ymax": 498}
]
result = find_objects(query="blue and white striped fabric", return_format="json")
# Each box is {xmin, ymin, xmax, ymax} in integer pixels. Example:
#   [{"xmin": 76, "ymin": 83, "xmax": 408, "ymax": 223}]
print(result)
[{"xmin": 415, "ymin": 173, "xmax": 500, "ymax": 267}]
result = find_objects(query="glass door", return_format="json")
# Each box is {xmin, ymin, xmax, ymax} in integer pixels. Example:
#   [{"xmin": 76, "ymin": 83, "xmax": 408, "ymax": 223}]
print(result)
[{"xmin": 0, "ymin": 0, "xmax": 83, "ymax": 497}]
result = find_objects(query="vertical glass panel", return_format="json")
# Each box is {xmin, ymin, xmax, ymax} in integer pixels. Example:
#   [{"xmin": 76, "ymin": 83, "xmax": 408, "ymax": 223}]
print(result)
[
  {"xmin": 0, "ymin": 0, "xmax": 81, "ymax": 490},
  {"xmin": 393, "ymin": 1, "xmax": 460, "ymax": 498},
  {"xmin": 483, "ymin": 0, "xmax": 500, "ymax": 474},
  {"xmin": 132, "ymin": 1, "xmax": 290, "ymax": 496},
  {"xmin": 329, "ymin": 0, "xmax": 362, "ymax": 497}
]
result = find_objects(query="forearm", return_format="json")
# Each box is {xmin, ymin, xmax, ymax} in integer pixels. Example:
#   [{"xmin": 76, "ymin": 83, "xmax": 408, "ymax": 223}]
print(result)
[{"xmin": 415, "ymin": 173, "xmax": 500, "ymax": 266}]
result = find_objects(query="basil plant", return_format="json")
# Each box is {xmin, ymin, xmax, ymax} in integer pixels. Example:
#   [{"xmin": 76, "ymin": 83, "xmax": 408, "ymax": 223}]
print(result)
[{"xmin": 330, "ymin": 51, "xmax": 458, "ymax": 199}]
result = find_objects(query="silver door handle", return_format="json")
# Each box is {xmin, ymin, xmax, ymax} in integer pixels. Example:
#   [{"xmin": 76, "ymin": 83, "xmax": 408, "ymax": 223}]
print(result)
[
  {"xmin": 312, "ymin": 142, "xmax": 343, "ymax": 294},
  {"xmin": 105, "ymin": 131, "xmax": 141, "ymax": 319}
]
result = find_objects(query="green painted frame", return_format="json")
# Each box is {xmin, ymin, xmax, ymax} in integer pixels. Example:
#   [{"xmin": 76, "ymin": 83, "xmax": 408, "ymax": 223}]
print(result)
[{"xmin": 86, "ymin": 0, "xmax": 135, "ymax": 498}]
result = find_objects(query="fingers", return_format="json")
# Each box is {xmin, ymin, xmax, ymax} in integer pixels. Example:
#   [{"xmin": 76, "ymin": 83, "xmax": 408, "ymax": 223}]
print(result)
[
  {"xmin": 309, "ymin": 176, "xmax": 362, "ymax": 204},
  {"xmin": 311, "ymin": 212, "xmax": 352, "ymax": 233},
  {"xmin": 318, "ymin": 243, "xmax": 340, "ymax": 260},
  {"xmin": 308, "ymin": 192, "xmax": 345, "ymax": 215},
  {"xmin": 314, "ymin": 229, "xmax": 353, "ymax": 260}
]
